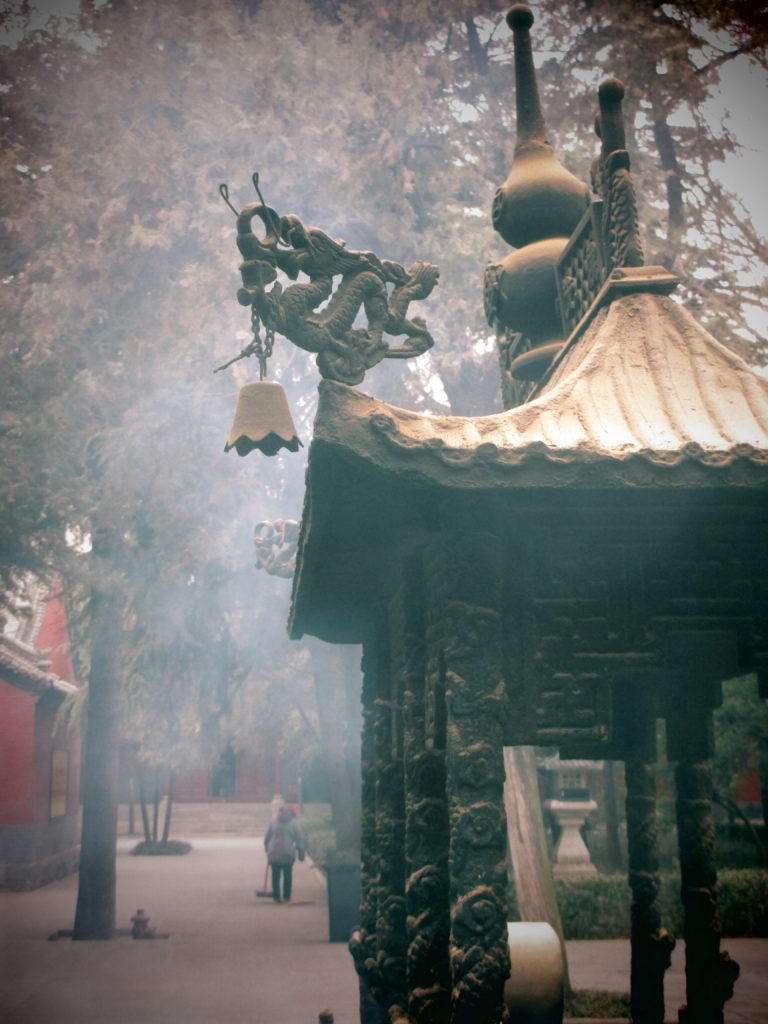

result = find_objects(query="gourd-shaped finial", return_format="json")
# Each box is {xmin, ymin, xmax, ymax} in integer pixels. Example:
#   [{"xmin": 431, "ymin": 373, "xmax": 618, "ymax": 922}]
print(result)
[{"xmin": 492, "ymin": 4, "xmax": 589, "ymax": 249}]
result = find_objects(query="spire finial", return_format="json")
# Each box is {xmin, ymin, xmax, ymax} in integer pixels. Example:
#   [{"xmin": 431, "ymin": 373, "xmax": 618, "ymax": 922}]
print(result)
[
  {"xmin": 486, "ymin": 5, "xmax": 592, "ymax": 392},
  {"xmin": 597, "ymin": 77, "xmax": 627, "ymax": 160},
  {"xmin": 491, "ymin": 6, "xmax": 590, "ymax": 250},
  {"xmin": 594, "ymin": 77, "xmax": 644, "ymax": 270},
  {"xmin": 506, "ymin": 5, "xmax": 547, "ymax": 155}
]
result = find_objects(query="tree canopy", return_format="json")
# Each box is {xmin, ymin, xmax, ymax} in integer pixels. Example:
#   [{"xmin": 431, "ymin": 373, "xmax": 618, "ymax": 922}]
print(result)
[
  {"xmin": 1, "ymin": 0, "xmax": 766, "ymax": 764},
  {"xmin": 714, "ymin": 674, "xmax": 768, "ymax": 824}
]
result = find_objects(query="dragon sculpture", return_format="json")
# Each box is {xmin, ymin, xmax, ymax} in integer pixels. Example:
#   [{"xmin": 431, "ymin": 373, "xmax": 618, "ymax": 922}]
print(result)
[{"xmin": 233, "ymin": 202, "xmax": 440, "ymax": 386}]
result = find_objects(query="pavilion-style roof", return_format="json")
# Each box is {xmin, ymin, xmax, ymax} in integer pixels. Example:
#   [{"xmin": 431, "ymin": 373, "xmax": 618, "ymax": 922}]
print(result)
[
  {"xmin": 288, "ymin": 9, "xmax": 768, "ymax": 646},
  {"xmin": 290, "ymin": 290, "xmax": 768, "ymax": 642},
  {"xmin": 304, "ymin": 292, "xmax": 768, "ymax": 491}
]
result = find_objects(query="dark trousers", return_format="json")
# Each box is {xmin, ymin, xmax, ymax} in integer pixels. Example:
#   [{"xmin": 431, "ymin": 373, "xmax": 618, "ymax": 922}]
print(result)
[{"xmin": 270, "ymin": 862, "xmax": 293, "ymax": 901}]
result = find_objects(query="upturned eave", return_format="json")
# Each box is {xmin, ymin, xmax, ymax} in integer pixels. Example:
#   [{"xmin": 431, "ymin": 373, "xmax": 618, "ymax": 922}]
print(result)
[{"xmin": 289, "ymin": 291, "xmax": 768, "ymax": 643}]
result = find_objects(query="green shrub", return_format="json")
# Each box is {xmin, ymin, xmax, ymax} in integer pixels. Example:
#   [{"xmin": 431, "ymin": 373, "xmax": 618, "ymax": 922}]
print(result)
[
  {"xmin": 716, "ymin": 837, "xmax": 765, "ymax": 869},
  {"xmin": 130, "ymin": 839, "xmax": 192, "ymax": 856},
  {"xmin": 714, "ymin": 823, "xmax": 767, "ymax": 869},
  {"xmin": 718, "ymin": 869, "xmax": 768, "ymax": 936},
  {"xmin": 566, "ymin": 989, "xmax": 631, "ymax": 1018},
  {"xmin": 646, "ymin": 822, "xmax": 768, "ymax": 872},
  {"xmin": 555, "ymin": 875, "xmax": 630, "ymax": 939},
  {"xmin": 554, "ymin": 869, "xmax": 768, "ymax": 939},
  {"xmin": 653, "ymin": 870, "xmax": 768, "ymax": 938},
  {"xmin": 301, "ymin": 815, "xmax": 338, "ymax": 868}
]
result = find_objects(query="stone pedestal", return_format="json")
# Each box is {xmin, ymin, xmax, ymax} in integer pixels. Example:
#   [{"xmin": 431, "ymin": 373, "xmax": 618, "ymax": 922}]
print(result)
[{"xmin": 546, "ymin": 799, "xmax": 598, "ymax": 877}]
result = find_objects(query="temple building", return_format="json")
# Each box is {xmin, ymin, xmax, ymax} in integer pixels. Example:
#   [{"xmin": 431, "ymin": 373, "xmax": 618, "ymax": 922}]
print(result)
[{"xmin": 0, "ymin": 576, "xmax": 81, "ymax": 890}]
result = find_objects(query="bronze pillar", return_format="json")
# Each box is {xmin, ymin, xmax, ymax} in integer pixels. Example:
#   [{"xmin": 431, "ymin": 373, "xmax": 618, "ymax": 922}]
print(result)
[
  {"xmin": 397, "ymin": 555, "xmax": 451, "ymax": 1023},
  {"xmin": 675, "ymin": 759, "xmax": 738, "ymax": 1024},
  {"xmin": 625, "ymin": 758, "xmax": 674, "ymax": 1024},
  {"xmin": 434, "ymin": 530, "xmax": 510, "ymax": 1024},
  {"xmin": 616, "ymin": 675, "xmax": 674, "ymax": 1024},
  {"xmin": 350, "ymin": 641, "xmax": 388, "ymax": 1024},
  {"xmin": 372, "ymin": 618, "xmax": 408, "ymax": 1016},
  {"xmin": 664, "ymin": 633, "xmax": 740, "ymax": 1024}
]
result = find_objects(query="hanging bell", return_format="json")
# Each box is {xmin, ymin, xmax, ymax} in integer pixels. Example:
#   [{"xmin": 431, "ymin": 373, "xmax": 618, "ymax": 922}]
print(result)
[{"xmin": 224, "ymin": 381, "xmax": 302, "ymax": 457}]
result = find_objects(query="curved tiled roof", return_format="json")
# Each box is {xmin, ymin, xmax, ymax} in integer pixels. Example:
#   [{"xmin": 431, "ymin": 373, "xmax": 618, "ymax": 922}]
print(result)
[
  {"xmin": 291, "ymin": 290, "xmax": 768, "ymax": 641},
  {"xmin": 0, "ymin": 576, "xmax": 77, "ymax": 698},
  {"xmin": 312, "ymin": 293, "xmax": 767, "ymax": 487},
  {"xmin": 0, "ymin": 635, "xmax": 74, "ymax": 695}
]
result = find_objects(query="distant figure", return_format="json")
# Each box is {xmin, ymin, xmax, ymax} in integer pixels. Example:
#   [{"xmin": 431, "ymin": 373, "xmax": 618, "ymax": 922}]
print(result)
[
  {"xmin": 130, "ymin": 908, "xmax": 155, "ymax": 939},
  {"xmin": 265, "ymin": 804, "xmax": 306, "ymax": 903}
]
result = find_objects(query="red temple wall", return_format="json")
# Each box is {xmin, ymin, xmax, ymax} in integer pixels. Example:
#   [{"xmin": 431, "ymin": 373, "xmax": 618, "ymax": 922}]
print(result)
[
  {"xmin": 0, "ymin": 589, "xmax": 82, "ymax": 887},
  {"xmin": 735, "ymin": 770, "xmax": 762, "ymax": 804},
  {"xmin": 0, "ymin": 680, "xmax": 36, "ymax": 823},
  {"xmin": 38, "ymin": 590, "xmax": 77, "ymax": 684}
]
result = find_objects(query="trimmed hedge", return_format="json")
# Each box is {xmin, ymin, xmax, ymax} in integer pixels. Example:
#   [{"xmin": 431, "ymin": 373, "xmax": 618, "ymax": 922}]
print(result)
[
  {"xmin": 131, "ymin": 839, "xmax": 192, "ymax": 856},
  {"xmin": 566, "ymin": 989, "xmax": 630, "ymax": 1018},
  {"xmin": 300, "ymin": 815, "xmax": 338, "ymax": 868},
  {"xmin": 552, "ymin": 869, "xmax": 768, "ymax": 939},
  {"xmin": 301, "ymin": 816, "xmax": 768, "ymax": 938}
]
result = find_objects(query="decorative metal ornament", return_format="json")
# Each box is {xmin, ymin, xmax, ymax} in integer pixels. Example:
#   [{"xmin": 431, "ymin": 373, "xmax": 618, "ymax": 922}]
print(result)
[
  {"xmin": 253, "ymin": 518, "xmax": 299, "ymax": 577},
  {"xmin": 217, "ymin": 174, "xmax": 439, "ymax": 389},
  {"xmin": 224, "ymin": 380, "xmax": 301, "ymax": 457},
  {"xmin": 217, "ymin": 177, "xmax": 301, "ymax": 457},
  {"xmin": 217, "ymin": 173, "xmax": 438, "ymax": 454}
]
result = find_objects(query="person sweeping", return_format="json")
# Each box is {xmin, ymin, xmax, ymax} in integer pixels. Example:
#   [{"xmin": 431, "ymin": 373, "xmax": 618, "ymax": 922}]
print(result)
[{"xmin": 264, "ymin": 804, "xmax": 306, "ymax": 903}]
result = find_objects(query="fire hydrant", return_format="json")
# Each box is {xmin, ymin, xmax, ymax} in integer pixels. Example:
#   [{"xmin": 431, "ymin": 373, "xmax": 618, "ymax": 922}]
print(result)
[{"xmin": 130, "ymin": 908, "xmax": 156, "ymax": 939}]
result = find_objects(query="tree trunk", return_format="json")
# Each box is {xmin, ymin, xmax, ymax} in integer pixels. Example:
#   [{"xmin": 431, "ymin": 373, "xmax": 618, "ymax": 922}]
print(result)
[
  {"xmin": 603, "ymin": 760, "xmax": 624, "ymax": 872},
  {"xmin": 127, "ymin": 771, "xmax": 136, "ymax": 836},
  {"xmin": 758, "ymin": 734, "xmax": 768, "ymax": 830},
  {"xmin": 161, "ymin": 769, "xmax": 174, "ymax": 844},
  {"xmin": 138, "ymin": 765, "xmax": 152, "ymax": 844},
  {"xmin": 503, "ymin": 746, "xmax": 571, "ymax": 993},
  {"xmin": 72, "ymin": 535, "xmax": 123, "ymax": 940},
  {"xmin": 152, "ymin": 766, "xmax": 161, "ymax": 842},
  {"xmin": 645, "ymin": 61, "xmax": 685, "ymax": 270}
]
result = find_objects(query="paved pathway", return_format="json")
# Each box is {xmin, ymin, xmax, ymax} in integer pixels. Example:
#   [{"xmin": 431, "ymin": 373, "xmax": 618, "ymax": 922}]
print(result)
[
  {"xmin": 566, "ymin": 939, "xmax": 767, "ymax": 1024},
  {"xmin": 1, "ymin": 835, "xmax": 765, "ymax": 1023}
]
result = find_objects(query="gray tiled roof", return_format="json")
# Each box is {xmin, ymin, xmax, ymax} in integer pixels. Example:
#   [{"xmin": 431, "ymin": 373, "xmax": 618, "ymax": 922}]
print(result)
[{"xmin": 309, "ymin": 293, "xmax": 767, "ymax": 488}]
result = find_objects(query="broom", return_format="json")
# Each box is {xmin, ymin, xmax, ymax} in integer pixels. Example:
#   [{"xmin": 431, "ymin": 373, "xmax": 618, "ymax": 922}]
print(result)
[
  {"xmin": 255, "ymin": 858, "xmax": 314, "ymax": 904},
  {"xmin": 255, "ymin": 861, "xmax": 272, "ymax": 898}
]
